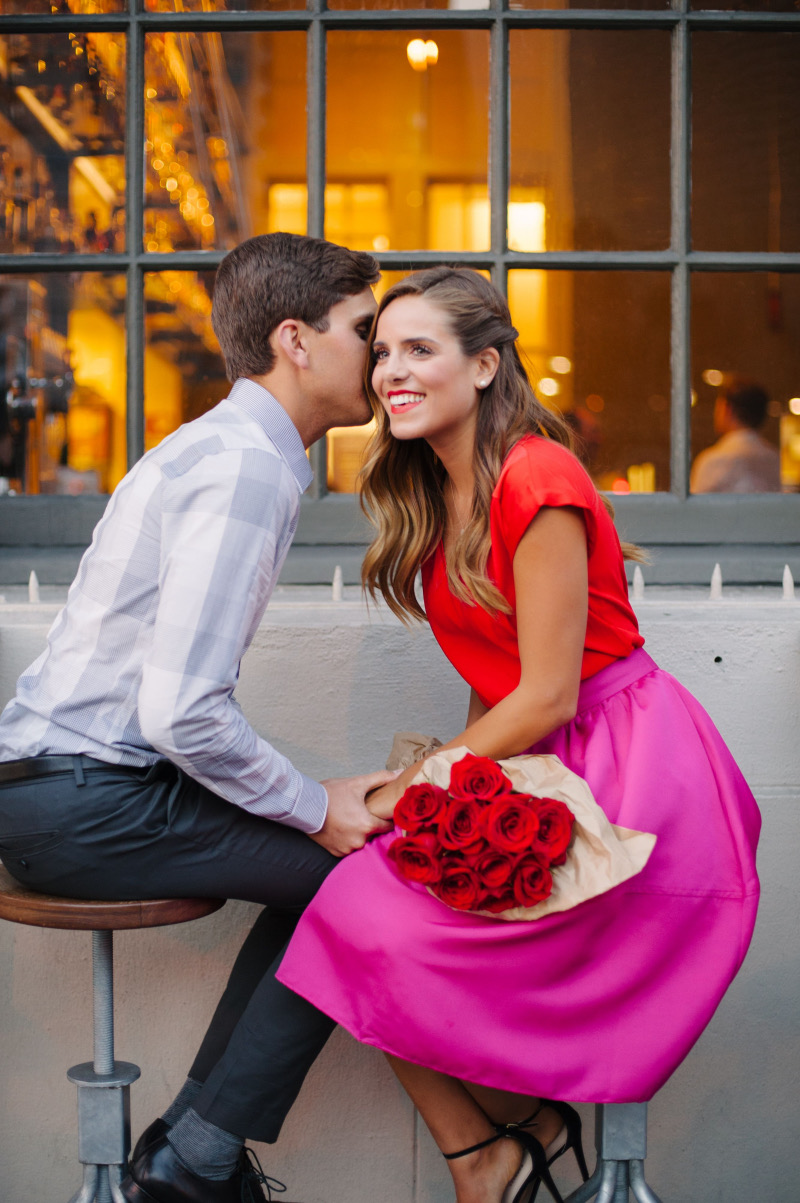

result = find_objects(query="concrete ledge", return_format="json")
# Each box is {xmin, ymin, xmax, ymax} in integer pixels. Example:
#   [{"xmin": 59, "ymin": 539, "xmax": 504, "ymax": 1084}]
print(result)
[{"xmin": 0, "ymin": 589, "xmax": 798, "ymax": 1201}]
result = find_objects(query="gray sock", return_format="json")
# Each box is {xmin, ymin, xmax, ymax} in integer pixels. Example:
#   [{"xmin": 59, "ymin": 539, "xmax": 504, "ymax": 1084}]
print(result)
[
  {"xmin": 167, "ymin": 1108, "xmax": 243, "ymax": 1182},
  {"xmin": 161, "ymin": 1078, "xmax": 203, "ymax": 1127}
]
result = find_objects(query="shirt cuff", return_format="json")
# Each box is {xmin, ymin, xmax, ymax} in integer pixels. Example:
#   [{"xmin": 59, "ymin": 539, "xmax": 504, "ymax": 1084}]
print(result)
[{"xmin": 290, "ymin": 773, "xmax": 329, "ymax": 835}]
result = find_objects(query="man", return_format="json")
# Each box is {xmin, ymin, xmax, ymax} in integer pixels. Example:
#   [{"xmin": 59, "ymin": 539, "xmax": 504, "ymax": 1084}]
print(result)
[
  {"xmin": 691, "ymin": 375, "xmax": 782, "ymax": 493},
  {"xmin": 0, "ymin": 233, "xmax": 396, "ymax": 1202}
]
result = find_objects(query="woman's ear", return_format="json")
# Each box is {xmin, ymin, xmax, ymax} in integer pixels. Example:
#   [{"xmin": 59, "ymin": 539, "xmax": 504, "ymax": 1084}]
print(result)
[
  {"xmin": 274, "ymin": 319, "xmax": 310, "ymax": 369},
  {"xmin": 476, "ymin": 346, "xmax": 500, "ymax": 389}
]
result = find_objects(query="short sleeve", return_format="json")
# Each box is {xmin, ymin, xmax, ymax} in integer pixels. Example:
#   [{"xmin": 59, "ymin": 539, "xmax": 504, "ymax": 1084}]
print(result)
[{"xmin": 492, "ymin": 437, "xmax": 599, "ymax": 561}]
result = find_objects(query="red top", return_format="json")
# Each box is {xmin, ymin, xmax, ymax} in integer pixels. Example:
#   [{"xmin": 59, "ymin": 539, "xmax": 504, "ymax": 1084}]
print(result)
[{"xmin": 421, "ymin": 435, "xmax": 644, "ymax": 707}]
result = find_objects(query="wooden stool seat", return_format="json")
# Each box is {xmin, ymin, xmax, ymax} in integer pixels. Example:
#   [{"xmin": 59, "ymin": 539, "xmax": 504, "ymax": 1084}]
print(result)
[
  {"xmin": 0, "ymin": 864, "xmax": 224, "ymax": 931},
  {"xmin": 0, "ymin": 862, "xmax": 224, "ymax": 1203}
]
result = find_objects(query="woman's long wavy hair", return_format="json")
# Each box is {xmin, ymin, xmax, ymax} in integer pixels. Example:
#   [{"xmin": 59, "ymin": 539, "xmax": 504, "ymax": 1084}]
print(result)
[{"xmin": 360, "ymin": 267, "xmax": 644, "ymax": 623}]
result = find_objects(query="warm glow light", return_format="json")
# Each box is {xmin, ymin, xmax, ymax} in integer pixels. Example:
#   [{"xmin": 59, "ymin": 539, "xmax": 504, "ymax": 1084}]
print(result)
[
  {"xmin": 146, "ymin": 87, "xmax": 158, "ymax": 100},
  {"xmin": 550, "ymin": 356, "xmax": 572, "ymax": 375},
  {"xmin": 628, "ymin": 462, "xmax": 656, "ymax": 493},
  {"xmin": 507, "ymin": 201, "xmax": 546, "ymax": 253},
  {"xmin": 407, "ymin": 39, "xmax": 439, "ymax": 71},
  {"xmin": 703, "ymin": 369, "xmax": 724, "ymax": 387},
  {"xmin": 165, "ymin": 178, "xmax": 178, "ymax": 192},
  {"xmin": 538, "ymin": 377, "xmax": 560, "ymax": 397},
  {"xmin": 612, "ymin": 479, "xmax": 631, "ymax": 494},
  {"xmin": 200, "ymin": 214, "xmax": 215, "ymax": 227},
  {"xmin": 789, "ymin": 397, "xmax": 800, "ymax": 415},
  {"xmin": 586, "ymin": 394, "xmax": 605, "ymax": 413}
]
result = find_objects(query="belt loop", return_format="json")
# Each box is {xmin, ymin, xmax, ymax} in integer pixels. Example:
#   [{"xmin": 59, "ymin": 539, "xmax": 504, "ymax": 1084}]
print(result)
[{"xmin": 73, "ymin": 757, "xmax": 86, "ymax": 787}]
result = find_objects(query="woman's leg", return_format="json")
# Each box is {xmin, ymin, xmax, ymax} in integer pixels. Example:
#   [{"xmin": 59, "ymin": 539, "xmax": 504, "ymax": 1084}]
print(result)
[
  {"xmin": 461, "ymin": 1083, "xmax": 565, "ymax": 1150},
  {"xmin": 385, "ymin": 1055, "xmax": 524, "ymax": 1203}
]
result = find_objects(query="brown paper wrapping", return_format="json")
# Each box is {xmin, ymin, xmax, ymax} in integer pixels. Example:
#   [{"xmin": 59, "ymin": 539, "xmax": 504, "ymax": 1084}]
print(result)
[
  {"xmin": 393, "ymin": 742, "xmax": 657, "ymax": 922},
  {"xmin": 386, "ymin": 731, "xmax": 444, "ymax": 772}
]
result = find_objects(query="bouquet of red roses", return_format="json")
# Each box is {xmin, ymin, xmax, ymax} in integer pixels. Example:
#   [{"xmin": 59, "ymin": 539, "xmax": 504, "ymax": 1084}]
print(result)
[{"xmin": 388, "ymin": 751, "xmax": 576, "ymax": 916}]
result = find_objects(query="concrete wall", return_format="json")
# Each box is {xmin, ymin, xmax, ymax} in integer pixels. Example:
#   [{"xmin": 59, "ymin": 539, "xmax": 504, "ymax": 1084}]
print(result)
[{"xmin": 0, "ymin": 586, "xmax": 798, "ymax": 1202}]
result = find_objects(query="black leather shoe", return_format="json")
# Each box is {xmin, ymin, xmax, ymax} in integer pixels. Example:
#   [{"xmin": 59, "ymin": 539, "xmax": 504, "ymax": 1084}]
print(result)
[
  {"xmin": 131, "ymin": 1118, "xmax": 169, "ymax": 1165},
  {"xmin": 120, "ymin": 1134, "xmax": 285, "ymax": 1203}
]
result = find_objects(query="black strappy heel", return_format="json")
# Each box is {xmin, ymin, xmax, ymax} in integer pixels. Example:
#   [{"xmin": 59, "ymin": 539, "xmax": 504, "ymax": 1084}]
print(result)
[
  {"xmin": 443, "ymin": 1107, "xmax": 565, "ymax": 1203},
  {"xmin": 528, "ymin": 1100, "xmax": 590, "ymax": 1203}
]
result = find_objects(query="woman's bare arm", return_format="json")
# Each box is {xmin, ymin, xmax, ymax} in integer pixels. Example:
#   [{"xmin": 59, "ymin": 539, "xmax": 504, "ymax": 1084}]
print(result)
[
  {"xmin": 467, "ymin": 688, "xmax": 489, "ymax": 726},
  {"xmin": 367, "ymin": 506, "xmax": 588, "ymax": 819}
]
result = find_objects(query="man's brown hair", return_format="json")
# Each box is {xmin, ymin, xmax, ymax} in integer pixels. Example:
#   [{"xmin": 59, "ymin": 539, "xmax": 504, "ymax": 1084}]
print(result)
[{"xmin": 212, "ymin": 232, "xmax": 380, "ymax": 383}]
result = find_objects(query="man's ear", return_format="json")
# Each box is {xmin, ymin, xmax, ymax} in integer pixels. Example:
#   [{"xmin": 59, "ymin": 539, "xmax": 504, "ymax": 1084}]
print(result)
[{"xmin": 274, "ymin": 319, "xmax": 310, "ymax": 369}]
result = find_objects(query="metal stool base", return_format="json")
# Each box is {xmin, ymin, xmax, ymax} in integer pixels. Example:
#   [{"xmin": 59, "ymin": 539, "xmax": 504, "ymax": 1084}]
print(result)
[
  {"xmin": 563, "ymin": 1104, "xmax": 663, "ymax": 1203},
  {"xmin": 563, "ymin": 1157, "xmax": 663, "ymax": 1203},
  {"xmin": 68, "ymin": 1163, "xmax": 129, "ymax": 1203},
  {"xmin": 66, "ymin": 932, "xmax": 140, "ymax": 1203}
]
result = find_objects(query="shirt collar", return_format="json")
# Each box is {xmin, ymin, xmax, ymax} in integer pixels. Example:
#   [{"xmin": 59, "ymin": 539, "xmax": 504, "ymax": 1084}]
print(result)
[{"xmin": 227, "ymin": 378, "xmax": 313, "ymax": 493}]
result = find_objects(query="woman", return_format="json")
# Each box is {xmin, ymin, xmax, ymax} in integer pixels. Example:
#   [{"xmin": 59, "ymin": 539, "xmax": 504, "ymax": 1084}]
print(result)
[{"xmin": 277, "ymin": 269, "xmax": 761, "ymax": 1203}]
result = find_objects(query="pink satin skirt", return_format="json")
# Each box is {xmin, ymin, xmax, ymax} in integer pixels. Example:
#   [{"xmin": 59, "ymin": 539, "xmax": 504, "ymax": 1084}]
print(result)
[{"xmin": 277, "ymin": 650, "xmax": 761, "ymax": 1101}]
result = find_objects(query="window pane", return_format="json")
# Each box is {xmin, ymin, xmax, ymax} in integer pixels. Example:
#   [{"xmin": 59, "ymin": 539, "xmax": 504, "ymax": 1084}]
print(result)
[
  {"xmin": 691, "ymin": 273, "xmax": 800, "ymax": 493},
  {"xmin": 516, "ymin": 0, "xmax": 667, "ymax": 9},
  {"xmin": 144, "ymin": 270, "xmax": 227, "ymax": 450},
  {"xmin": 144, "ymin": 32, "xmax": 305, "ymax": 253},
  {"xmin": 146, "ymin": 0, "xmax": 304, "ymax": 9},
  {"xmin": 329, "ymin": 0, "xmax": 447, "ymax": 8},
  {"xmin": 691, "ymin": 0, "xmax": 798, "ymax": 12},
  {"xmin": 327, "ymin": 31, "xmax": 489, "ymax": 252},
  {"xmin": 0, "ymin": 32, "xmax": 126, "ymax": 254},
  {"xmin": 508, "ymin": 271, "xmax": 671, "ymax": 492},
  {"xmin": 0, "ymin": 1, "xmax": 123, "ymax": 13},
  {"xmin": 693, "ymin": 34, "xmax": 800, "ymax": 253},
  {"xmin": 510, "ymin": 31, "xmax": 670, "ymax": 252},
  {"xmin": 0, "ymin": 273, "xmax": 125, "ymax": 496}
]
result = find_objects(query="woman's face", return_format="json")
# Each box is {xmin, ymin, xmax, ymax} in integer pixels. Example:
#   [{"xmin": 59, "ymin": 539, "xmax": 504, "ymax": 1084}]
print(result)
[{"xmin": 371, "ymin": 294, "xmax": 495, "ymax": 453}]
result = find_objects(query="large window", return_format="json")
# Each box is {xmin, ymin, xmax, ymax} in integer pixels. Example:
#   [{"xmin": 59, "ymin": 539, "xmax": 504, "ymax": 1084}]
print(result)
[{"xmin": 0, "ymin": 0, "xmax": 798, "ymax": 581}]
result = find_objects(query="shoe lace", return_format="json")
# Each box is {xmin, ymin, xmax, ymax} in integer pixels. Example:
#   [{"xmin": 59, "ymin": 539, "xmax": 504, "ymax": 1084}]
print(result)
[{"xmin": 240, "ymin": 1146, "xmax": 287, "ymax": 1203}]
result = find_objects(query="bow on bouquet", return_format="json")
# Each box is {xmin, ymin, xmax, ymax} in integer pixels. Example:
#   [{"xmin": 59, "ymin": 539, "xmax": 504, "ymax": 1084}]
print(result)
[{"xmin": 387, "ymin": 746, "xmax": 657, "ymax": 922}]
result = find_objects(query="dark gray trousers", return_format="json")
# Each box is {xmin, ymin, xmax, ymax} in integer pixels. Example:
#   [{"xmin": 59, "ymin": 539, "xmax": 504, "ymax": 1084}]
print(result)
[{"xmin": 0, "ymin": 757, "xmax": 339, "ymax": 1141}]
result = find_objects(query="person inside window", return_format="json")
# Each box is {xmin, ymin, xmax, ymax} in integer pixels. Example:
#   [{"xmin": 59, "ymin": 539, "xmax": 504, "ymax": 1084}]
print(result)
[{"xmin": 691, "ymin": 375, "xmax": 782, "ymax": 494}]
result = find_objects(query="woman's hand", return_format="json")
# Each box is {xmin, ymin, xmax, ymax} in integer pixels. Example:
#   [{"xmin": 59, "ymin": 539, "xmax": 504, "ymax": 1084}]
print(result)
[{"xmin": 365, "ymin": 757, "xmax": 431, "ymax": 821}]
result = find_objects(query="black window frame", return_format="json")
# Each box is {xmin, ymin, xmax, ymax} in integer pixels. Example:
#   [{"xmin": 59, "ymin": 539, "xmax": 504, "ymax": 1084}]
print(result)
[{"xmin": 0, "ymin": 0, "xmax": 799, "ymax": 584}]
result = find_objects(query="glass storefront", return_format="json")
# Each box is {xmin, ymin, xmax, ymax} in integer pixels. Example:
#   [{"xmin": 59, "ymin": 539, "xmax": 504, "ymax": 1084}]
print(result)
[{"xmin": 0, "ymin": 3, "xmax": 798, "ymax": 507}]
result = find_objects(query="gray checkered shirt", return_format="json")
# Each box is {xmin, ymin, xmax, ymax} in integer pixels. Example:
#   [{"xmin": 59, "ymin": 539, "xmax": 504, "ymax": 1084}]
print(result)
[{"xmin": 0, "ymin": 378, "xmax": 328, "ymax": 833}]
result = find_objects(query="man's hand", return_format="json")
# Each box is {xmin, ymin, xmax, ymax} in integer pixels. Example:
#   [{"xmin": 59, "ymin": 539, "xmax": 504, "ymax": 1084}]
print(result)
[{"xmin": 310, "ymin": 770, "xmax": 398, "ymax": 857}]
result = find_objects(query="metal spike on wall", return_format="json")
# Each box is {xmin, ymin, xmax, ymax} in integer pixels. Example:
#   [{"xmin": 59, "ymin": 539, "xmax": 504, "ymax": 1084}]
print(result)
[
  {"xmin": 783, "ymin": 565, "xmax": 795, "ymax": 601},
  {"xmin": 332, "ymin": 564, "xmax": 343, "ymax": 602},
  {"xmin": 631, "ymin": 565, "xmax": 645, "ymax": 600},
  {"xmin": 709, "ymin": 563, "xmax": 723, "ymax": 600},
  {"xmin": 28, "ymin": 570, "xmax": 40, "ymax": 604}
]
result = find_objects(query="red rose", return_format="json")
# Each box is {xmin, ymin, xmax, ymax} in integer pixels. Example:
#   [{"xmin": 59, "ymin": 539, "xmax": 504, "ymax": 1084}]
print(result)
[
  {"xmin": 434, "ymin": 862, "xmax": 482, "ymax": 910},
  {"xmin": 387, "ymin": 834, "xmax": 442, "ymax": 884},
  {"xmin": 480, "ymin": 890, "xmax": 517, "ymax": 914},
  {"xmin": 394, "ymin": 783, "xmax": 449, "ymax": 833},
  {"xmin": 513, "ymin": 852, "xmax": 553, "ymax": 906},
  {"xmin": 532, "ymin": 797, "xmax": 575, "ymax": 863},
  {"xmin": 448, "ymin": 753, "xmax": 512, "ymax": 803},
  {"xmin": 474, "ymin": 848, "xmax": 517, "ymax": 892},
  {"xmin": 438, "ymin": 798, "xmax": 486, "ymax": 851},
  {"xmin": 483, "ymin": 794, "xmax": 540, "ymax": 854}
]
